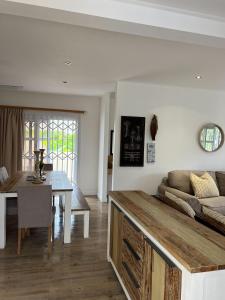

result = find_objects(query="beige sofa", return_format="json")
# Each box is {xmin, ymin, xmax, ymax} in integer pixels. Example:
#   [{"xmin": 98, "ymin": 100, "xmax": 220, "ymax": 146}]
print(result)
[{"xmin": 158, "ymin": 170, "xmax": 225, "ymax": 235}]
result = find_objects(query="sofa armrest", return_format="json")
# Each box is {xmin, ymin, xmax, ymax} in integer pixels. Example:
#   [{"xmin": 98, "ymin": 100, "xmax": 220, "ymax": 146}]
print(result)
[
  {"xmin": 165, "ymin": 191, "xmax": 195, "ymax": 218},
  {"xmin": 202, "ymin": 206, "xmax": 225, "ymax": 235},
  {"xmin": 158, "ymin": 184, "xmax": 202, "ymax": 216}
]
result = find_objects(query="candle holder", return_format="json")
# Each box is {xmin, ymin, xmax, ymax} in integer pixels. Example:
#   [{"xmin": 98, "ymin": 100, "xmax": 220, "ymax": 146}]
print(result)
[{"xmin": 39, "ymin": 149, "xmax": 45, "ymax": 177}]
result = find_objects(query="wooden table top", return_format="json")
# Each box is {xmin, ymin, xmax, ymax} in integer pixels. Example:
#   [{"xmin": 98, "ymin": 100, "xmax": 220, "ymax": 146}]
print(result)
[
  {"xmin": 109, "ymin": 190, "xmax": 225, "ymax": 273},
  {"xmin": 0, "ymin": 171, "xmax": 73, "ymax": 193}
]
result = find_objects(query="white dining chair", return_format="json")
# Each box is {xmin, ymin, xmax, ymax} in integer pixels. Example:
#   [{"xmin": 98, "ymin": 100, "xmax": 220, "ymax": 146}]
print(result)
[{"xmin": 0, "ymin": 166, "xmax": 18, "ymax": 215}]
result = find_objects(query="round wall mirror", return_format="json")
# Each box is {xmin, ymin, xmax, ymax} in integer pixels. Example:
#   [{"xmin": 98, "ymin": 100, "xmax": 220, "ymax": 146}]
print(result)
[{"xmin": 199, "ymin": 124, "xmax": 224, "ymax": 152}]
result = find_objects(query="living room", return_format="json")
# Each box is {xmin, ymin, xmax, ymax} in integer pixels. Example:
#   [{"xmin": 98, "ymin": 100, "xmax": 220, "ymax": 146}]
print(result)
[{"xmin": 1, "ymin": 1, "xmax": 225, "ymax": 300}]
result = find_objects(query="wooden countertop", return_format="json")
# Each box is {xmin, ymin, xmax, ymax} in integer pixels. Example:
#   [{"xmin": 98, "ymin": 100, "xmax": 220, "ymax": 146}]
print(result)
[{"xmin": 109, "ymin": 190, "xmax": 225, "ymax": 273}]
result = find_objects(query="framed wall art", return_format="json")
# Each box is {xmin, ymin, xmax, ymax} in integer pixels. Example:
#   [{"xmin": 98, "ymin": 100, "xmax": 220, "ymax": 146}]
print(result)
[{"xmin": 120, "ymin": 116, "xmax": 145, "ymax": 167}]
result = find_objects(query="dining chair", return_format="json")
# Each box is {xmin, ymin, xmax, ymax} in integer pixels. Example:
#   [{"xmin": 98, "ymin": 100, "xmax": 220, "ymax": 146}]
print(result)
[
  {"xmin": 17, "ymin": 185, "xmax": 53, "ymax": 255},
  {"xmin": 43, "ymin": 163, "xmax": 55, "ymax": 206},
  {"xmin": 0, "ymin": 167, "xmax": 17, "ymax": 215}
]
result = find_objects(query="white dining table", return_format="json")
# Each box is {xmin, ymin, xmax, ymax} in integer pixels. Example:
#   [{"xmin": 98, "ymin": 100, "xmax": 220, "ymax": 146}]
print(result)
[{"xmin": 0, "ymin": 171, "xmax": 73, "ymax": 249}]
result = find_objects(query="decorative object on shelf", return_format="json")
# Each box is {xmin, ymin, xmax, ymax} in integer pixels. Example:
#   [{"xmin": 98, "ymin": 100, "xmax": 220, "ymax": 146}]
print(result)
[
  {"xmin": 150, "ymin": 114, "xmax": 158, "ymax": 141},
  {"xmin": 39, "ymin": 148, "xmax": 45, "ymax": 177},
  {"xmin": 147, "ymin": 142, "xmax": 155, "ymax": 163},
  {"xmin": 33, "ymin": 150, "xmax": 40, "ymax": 179},
  {"xmin": 199, "ymin": 123, "xmax": 224, "ymax": 152},
  {"xmin": 120, "ymin": 116, "xmax": 145, "ymax": 167}
]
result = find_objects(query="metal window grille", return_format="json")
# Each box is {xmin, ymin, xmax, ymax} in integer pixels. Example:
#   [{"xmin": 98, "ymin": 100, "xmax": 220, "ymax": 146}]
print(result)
[{"xmin": 22, "ymin": 118, "xmax": 79, "ymax": 182}]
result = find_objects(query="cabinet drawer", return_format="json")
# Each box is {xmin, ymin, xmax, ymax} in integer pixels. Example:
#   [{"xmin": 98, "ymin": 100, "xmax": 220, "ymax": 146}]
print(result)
[
  {"xmin": 122, "ymin": 239, "xmax": 142, "ymax": 285},
  {"xmin": 122, "ymin": 216, "xmax": 144, "ymax": 259},
  {"xmin": 121, "ymin": 261, "xmax": 141, "ymax": 300}
]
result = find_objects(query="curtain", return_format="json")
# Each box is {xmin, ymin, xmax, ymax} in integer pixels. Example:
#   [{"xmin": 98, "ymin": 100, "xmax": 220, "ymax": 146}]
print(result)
[{"xmin": 0, "ymin": 108, "xmax": 24, "ymax": 176}]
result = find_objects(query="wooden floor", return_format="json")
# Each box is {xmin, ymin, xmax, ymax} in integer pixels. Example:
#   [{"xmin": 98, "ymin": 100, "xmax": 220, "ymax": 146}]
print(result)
[{"xmin": 0, "ymin": 197, "xmax": 126, "ymax": 300}]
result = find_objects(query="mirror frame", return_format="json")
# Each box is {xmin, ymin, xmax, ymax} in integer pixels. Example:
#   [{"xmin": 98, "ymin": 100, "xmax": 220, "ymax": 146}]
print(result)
[{"xmin": 199, "ymin": 123, "xmax": 224, "ymax": 152}]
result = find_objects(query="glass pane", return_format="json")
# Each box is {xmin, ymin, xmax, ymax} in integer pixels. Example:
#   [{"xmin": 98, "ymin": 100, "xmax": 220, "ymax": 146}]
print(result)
[{"xmin": 23, "ymin": 118, "xmax": 78, "ymax": 182}]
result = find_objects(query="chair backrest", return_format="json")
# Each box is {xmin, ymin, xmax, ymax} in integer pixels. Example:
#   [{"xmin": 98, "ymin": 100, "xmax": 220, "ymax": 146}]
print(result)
[
  {"xmin": 43, "ymin": 163, "xmax": 53, "ymax": 171},
  {"xmin": 17, "ymin": 185, "xmax": 52, "ymax": 229},
  {"xmin": 0, "ymin": 166, "xmax": 9, "ymax": 184}
]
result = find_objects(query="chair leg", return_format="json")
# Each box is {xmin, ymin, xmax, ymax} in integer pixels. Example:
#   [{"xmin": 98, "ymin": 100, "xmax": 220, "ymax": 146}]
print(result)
[
  {"xmin": 84, "ymin": 211, "xmax": 90, "ymax": 238},
  {"xmin": 48, "ymin": 225, "xmax": 52, "ymax": 255},
  {"xmin": 17, "ymin": 228, "xmax": 22, "ymax": 255}
]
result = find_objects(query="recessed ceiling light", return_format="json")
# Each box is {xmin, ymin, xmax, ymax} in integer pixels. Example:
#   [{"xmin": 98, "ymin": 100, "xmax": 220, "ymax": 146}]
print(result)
[
  {"xmin": 195, "ymin": 75, "xmax": 202, "ymax": 80},
  {"xmin": 64, "ymin": 61, "xmax": 72, "ymax": 66},
  {"xmin": 62, "ymin": 81, "xmax": 68, "ymax": 84}
]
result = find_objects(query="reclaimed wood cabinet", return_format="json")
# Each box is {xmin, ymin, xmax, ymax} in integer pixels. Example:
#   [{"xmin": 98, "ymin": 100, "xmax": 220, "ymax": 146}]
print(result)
[
  {"xmin": 109, "ymin": 201, "xmax": 181, "ymax": 300},
  {"xmin": 108, "ymin": 191, "xmax": 225, "ymax": 300}
]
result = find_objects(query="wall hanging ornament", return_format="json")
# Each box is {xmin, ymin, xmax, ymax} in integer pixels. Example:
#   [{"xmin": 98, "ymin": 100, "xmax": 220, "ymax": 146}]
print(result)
[
  {"xmin": 150, "ymin": 114, "xmax": 158, "ymax": 141},
  {"xmin": 147, "ymin": 142, "xmax": 155, "ymax": 163},
  {"xmin": 147, "ymin": 114, "xmax": 158, "ymax": 163}
]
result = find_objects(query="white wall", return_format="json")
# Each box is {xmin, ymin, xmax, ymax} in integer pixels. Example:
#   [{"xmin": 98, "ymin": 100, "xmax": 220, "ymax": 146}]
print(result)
[
  {"xmin": 98, "ymin": 93, "xmax": 110, "ymax": 202},
  {"xmin": 0, "ymin": 91, "xmax": 100, "ymax": 195},
  {"xmin": 113, "ymin": 81, "xmax": 225, "ymax": 195}
]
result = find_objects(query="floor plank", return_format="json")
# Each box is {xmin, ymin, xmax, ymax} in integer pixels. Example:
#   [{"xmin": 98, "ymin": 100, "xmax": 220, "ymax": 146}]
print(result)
[{"xmin": 0, "ymin": 197, "xmax": 125, "ymax": 300}]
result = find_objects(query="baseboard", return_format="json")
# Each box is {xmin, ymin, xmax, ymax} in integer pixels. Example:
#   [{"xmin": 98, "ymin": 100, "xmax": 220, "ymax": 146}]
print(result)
[{"xmin": 83, "ymin": 189, "xmax": 97, "ymax": 196}]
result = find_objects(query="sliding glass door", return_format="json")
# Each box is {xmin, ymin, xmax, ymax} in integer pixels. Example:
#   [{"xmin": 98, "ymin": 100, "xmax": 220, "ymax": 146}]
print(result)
[{"xmin": 22, "ymin": 111, "xmax": 79, "ymax": 182}]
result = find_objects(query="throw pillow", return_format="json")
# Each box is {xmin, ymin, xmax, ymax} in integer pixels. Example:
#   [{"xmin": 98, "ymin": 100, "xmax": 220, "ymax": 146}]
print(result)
[{"xmin": 190, "ymin": 172, "xmax": 219, "ymax": 199}]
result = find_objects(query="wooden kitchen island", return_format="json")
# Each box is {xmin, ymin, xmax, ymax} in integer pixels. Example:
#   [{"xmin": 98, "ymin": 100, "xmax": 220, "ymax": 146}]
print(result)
[{"xmin": 108, "ymin": 191, "xmax": 225, "ymax": 300}]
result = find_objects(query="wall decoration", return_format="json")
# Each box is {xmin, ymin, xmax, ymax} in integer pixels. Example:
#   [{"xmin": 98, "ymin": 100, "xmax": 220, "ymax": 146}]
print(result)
[
  {"xmin": 120, "ymin": 116, "xmax": 145, "ymax": 167},
  {"xmin": 150, "ymin": 115, "xmax": 158, "ymax": 141},
  {"xmin": 147, "ymin": 142, "xmax": 155, "ymax": 163},
  {"xmin": 199, "ymin": 123, "xmax": 224, "ymax": 152}
]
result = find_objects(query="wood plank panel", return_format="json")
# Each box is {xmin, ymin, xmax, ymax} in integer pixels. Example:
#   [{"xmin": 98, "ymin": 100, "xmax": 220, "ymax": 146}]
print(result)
[
  {"xmin": 141, "ymin": 241, "xmax": 152, "ymax": 300},
  {"xmin": 151, "ymin": 250, "xmax": 166, "ymax": 300},
  {"xmin": 121, "ymin": 262, "xmax": 141, "ymax": 300},
  {"xmin": 109, "ymin": 191, "xmax": 225, "ymax": 273},
  {"xmin": 122, "ymin": 216, "xmax": 144, "ymax": 259},
  {"xmin": 121, "ymin": 241, "xmax": 142, "ymax": 285},
  {"xmin": 164, "ymin": 264, "xmax": 182, "ymax": 300},
  {"xmin": 110, "ymin": 203, "xmax": 123, "ymax": 273}
]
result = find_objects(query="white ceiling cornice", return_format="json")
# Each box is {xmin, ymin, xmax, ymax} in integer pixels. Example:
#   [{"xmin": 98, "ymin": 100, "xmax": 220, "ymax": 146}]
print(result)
[{"xmin": 1, "ymin": 0, "xmax": 225, "ymax": 48}]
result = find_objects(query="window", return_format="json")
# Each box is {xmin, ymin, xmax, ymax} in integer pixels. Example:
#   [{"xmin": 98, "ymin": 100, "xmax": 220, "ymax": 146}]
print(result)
[{"xmin": 22, "ymin": 110, "xmax": 79, "ymax": 182}]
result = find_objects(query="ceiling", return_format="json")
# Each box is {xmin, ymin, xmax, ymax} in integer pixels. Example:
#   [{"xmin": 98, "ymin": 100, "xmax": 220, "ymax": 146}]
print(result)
[
  {"xmin": 130, "ymin": 0, "xmax": 225, "ymax": 20},
  {"xmin": 1, "ymin": 13, "xmax": 225, "ymax": 95}
]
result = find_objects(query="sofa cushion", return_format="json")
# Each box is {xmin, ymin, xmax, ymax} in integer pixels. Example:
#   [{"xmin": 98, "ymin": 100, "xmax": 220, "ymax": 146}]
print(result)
[
  {"xmin": 199, "ymin": 196, "xmax": 225, "ymax": 207},
  {"xmin": 165, "ymin": 191, "xmax": 196, "ymax": 218},
  {"xmin": 168, "ymin": 170, "xmax": 216, "ymax": 195},
  {"xmin": 190, "ymin": 172, "xmax": 219, "ymax": 199},
  {"xmin": 202, "ymin": 206, "xmax": 225, "ymax": 224}
]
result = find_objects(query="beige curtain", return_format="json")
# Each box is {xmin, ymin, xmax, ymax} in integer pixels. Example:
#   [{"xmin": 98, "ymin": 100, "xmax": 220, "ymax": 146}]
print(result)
[{"xmin": 0, "ymin": 108, "xmax": 24, "ymax": 176}]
